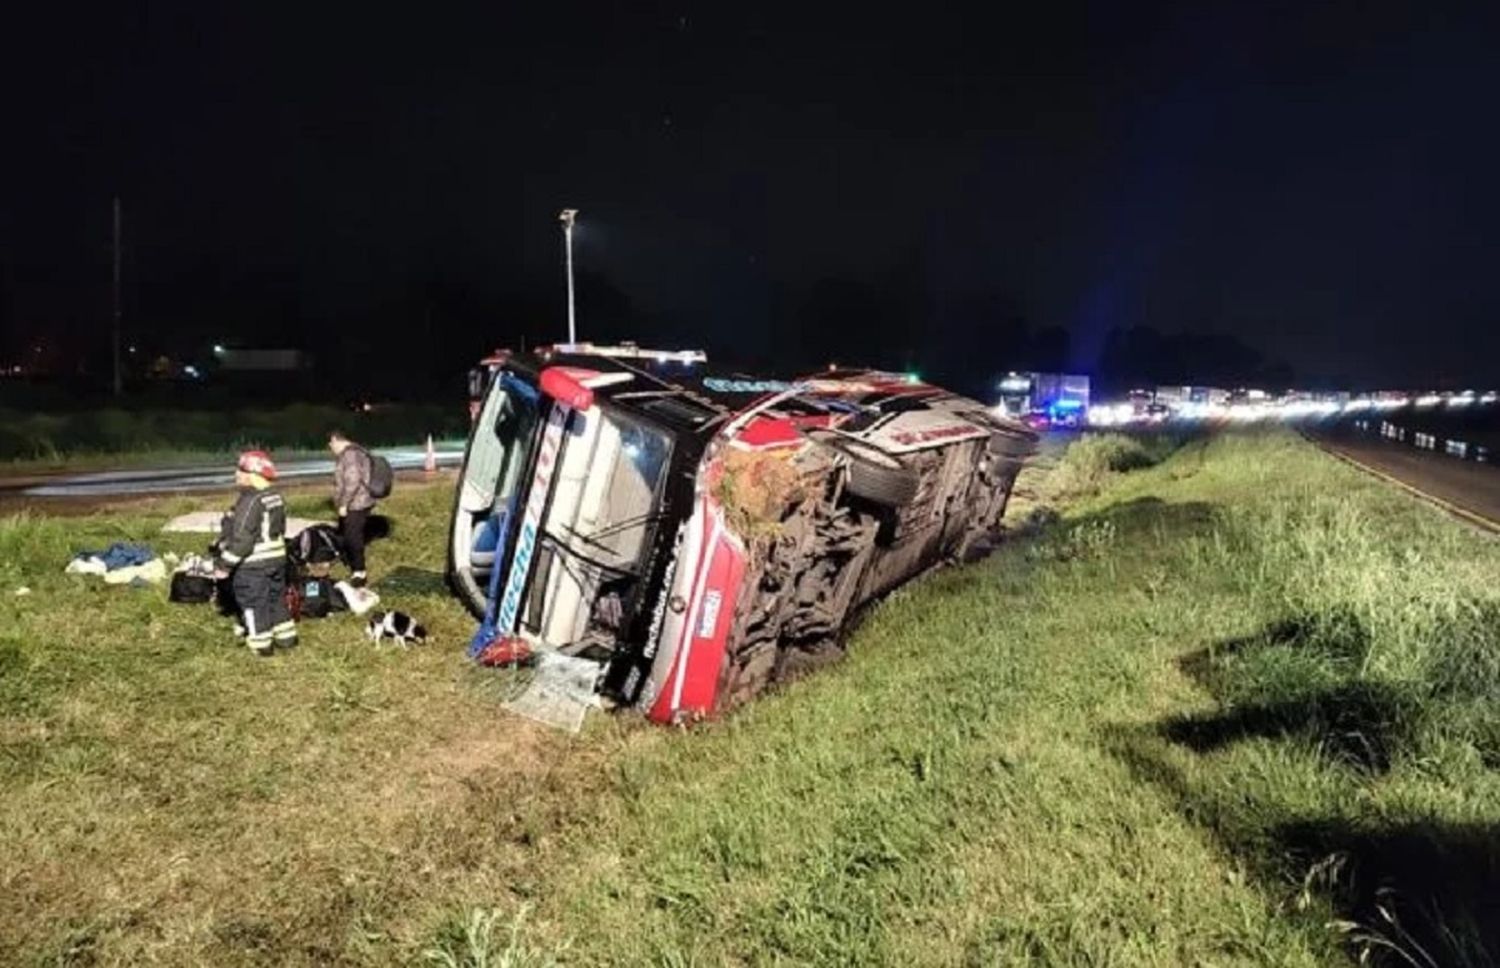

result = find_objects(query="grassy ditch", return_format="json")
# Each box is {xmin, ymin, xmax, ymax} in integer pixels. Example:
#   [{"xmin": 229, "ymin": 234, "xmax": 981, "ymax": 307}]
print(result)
[
  {"xmin": 1, "ymin": 429, "xmax": 1497, "ymax": 965},
  {"xmin": 1039, "ymin": 430, "xmax": 1184, "ymax": 501}
]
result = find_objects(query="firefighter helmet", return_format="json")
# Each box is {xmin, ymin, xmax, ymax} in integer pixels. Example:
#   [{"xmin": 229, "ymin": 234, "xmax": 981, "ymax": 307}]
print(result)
[{"xmin": 237, "ymin": 450, "xmax": 278, "ymax": 481}]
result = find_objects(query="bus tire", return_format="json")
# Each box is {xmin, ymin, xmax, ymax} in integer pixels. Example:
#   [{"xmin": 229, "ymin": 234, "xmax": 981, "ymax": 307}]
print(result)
[{"xmin": 814, "ymin": 434, "xmax": 920, "ymax": 508}]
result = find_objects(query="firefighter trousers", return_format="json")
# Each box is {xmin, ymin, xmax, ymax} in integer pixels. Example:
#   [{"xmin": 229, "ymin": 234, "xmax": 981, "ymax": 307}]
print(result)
[{"xmin": 232, "ymin": 563, "xmax": 297, "ymax": 653}]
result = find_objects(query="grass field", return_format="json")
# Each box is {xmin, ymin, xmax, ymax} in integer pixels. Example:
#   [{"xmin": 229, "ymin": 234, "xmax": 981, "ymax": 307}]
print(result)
[{"xmin": 2, "ymin": 430, "xmax": 1497, "ymax": 966}]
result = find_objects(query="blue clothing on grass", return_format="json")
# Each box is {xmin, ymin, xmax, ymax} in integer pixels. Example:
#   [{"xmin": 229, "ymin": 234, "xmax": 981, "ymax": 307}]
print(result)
[{"xmin": 73, "ymin": 542, "xmax": 155, "ymax": 571}]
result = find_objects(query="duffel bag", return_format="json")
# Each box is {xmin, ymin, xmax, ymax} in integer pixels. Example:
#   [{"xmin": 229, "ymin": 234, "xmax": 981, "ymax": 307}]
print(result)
[
  {"xmin": 169, "ymin": 571, "xmax": 216, "ymax": 604},
  {"xmin": 290, "ymin": 524, "xmax": 344, "ymax": 568}
]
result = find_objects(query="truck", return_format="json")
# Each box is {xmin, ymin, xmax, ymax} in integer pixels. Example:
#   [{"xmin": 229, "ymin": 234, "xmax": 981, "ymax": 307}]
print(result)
[
  {"xmin": 996, "ymin": 372, "xmax": 1090, "ymax": 426},
  {"xmin": 449, "ymin": 343, "xmax": 1037, "ymax": 724}
]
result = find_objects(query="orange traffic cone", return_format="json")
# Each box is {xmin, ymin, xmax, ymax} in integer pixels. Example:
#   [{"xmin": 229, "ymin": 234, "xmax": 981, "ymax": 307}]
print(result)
[{"xmin": 424, "ymin": 434, "xmax": 437, "ymax": 474}]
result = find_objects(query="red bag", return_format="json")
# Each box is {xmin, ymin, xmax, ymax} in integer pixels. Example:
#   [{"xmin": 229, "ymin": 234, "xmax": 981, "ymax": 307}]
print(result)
[
  {"xmin": 475, "ymin": 635, "xmax": 535, "ymax": 667},
  {"xmin": 284, "ymin": 582, "xmax": 303, "ymax": 621}
]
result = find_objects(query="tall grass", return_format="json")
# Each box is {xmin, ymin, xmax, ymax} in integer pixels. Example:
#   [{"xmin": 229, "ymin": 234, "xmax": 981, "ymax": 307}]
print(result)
[
  {"xmin": 1177, "ymin": 440, "xmax": 1500, "ymax": 769},
  {"xmin": 1042, "ymin": 431, "xmax": 1182, "ymax": 499},
  {"xmin": 1124, "ymin": 431, "xmax": 1500, "ymax": 965},
  {"xmin": 423, "ymin": 908, "xmax": 557, "ymax": 968},
  {"xmin": 1, "ymin": 429, "xmax": 1496, "ymax": 965}
]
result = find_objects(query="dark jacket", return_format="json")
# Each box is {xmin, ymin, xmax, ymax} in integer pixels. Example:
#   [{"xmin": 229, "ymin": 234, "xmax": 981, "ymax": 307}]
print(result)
[
  {"xmin": 334, "ymin": 446, "xmax": 377, "ymax": 512},
  {"xmin": 217, "ymin": 486, "xmax": 288, "ymax": 571}
]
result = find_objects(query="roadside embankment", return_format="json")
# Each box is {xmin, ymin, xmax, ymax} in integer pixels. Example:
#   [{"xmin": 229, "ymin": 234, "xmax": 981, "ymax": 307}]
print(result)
[{"xmin": 1, "ymin": 428, "xmax": 1495, "ymax": 965}]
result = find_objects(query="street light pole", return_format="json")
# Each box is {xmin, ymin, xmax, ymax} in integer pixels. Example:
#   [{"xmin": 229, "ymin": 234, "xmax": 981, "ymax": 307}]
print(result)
[
  {"xmin": 559, "ymin": 208, "xmax": 578, "ymax": 344},
  {"xmin": 112, "ymin": 196, "xmax": 122, "ymax": 396}
]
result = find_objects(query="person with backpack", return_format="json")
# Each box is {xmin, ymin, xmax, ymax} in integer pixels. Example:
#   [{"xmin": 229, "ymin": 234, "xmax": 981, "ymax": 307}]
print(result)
[
  {"xmin": 214, "ymin": 451, "xmax": 297, "ymax": 656},
  {"xmin": 328, "ymin": 430, "xmax": 393, "ymax": 587}
]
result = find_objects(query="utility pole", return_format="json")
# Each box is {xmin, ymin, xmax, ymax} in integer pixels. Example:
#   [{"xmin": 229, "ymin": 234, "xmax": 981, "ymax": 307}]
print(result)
[
  {"xmin": 559, "ymin": 208, "xmax": 578, "ymax": 344},
  {"xmin": 112, "ymin": 196, "xmax": 122, "ymax": 396}
]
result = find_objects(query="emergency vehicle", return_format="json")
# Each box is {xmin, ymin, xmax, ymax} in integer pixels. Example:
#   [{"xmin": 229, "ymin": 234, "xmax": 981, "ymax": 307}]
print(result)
[{"xmin": 449, "ymin": 344, "xmax": 1036, "ymax": 723}]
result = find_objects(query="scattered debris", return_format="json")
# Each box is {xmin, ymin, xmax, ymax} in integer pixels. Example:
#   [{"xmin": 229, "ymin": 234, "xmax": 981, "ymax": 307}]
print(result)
[{"xmin": 503, "ymin": 652, "xmax": 603, "ymax": 733}]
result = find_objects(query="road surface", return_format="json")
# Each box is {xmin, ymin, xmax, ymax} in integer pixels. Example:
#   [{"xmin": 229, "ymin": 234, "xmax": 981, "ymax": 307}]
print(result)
[
  {"xmin": 1311, "ymin": 431, "xmax": 1500, "ymax": 532},
  {"xmin": 2, "ymin": 446, "xmax": 465, "ymax": 499}
]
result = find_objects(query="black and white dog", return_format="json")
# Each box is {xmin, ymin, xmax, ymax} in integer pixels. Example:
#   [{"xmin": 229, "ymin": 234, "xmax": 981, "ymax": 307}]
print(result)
[{"xmin": 365, "ymin": 610, "xmax": 428, "ymax": 647}]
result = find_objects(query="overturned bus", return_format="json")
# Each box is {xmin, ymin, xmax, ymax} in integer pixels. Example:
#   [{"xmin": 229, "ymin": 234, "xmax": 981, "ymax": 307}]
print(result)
[{"xmin": 449, "ymin": 344, "xmax": 1036, "ymax": 724}]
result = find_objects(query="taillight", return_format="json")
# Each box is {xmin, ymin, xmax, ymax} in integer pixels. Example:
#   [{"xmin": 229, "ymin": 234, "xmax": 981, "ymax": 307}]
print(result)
[{"xmin": 539, "ymin": 367, "xmax": 596, "ymax": 410}]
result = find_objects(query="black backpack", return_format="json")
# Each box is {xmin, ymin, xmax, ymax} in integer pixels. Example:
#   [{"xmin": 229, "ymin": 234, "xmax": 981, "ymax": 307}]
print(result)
[
  {"xmin": 362, "ymin": 447, "xmax": 394, "ymax": 499},
  {"xmin": 298, "ymin": 576, "xmax": 336, "ymax": 618}
]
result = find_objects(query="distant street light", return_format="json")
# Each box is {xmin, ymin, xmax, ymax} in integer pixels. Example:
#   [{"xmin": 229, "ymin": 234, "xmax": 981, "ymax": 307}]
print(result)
[
  {"xmin": 112, "ymin": 198, "xmax": 122, "ymax": 397},
  {"xmin": 559, "ymin": 208, "xmax": 578, "ymax": 344}
]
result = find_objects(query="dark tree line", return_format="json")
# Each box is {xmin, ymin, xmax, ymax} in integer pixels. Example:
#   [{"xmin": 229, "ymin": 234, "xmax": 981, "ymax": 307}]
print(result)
[
  {"xmin": 10, "ymin": 254, "xmax": 1296, "ymax": 403},
  {"xmin": 1096, "ymin": 326, "xmax": 1295, "ymax": 395}
]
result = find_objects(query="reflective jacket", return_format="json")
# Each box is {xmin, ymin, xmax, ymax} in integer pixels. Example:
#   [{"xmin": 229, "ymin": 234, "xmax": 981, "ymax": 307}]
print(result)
[{"xmin": 217, "ymin": 486, "xmax": 287, "ymax": 571}]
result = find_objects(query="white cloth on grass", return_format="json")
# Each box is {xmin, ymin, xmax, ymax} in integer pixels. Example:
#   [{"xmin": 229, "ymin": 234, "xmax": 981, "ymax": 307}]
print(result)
[
  {"xmin": 103, "ymin": 559, "xmax": 167, "ymax": 585},
  {"xmin": 334, "ymin": 581, "xmax": 380, "ymax": 616}
]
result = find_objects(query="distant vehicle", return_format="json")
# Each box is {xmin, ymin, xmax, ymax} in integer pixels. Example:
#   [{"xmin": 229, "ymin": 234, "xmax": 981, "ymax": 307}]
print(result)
[
  {"xmin": 1043, "ymin": 398, "xmax": 1086, "ymax": 427},
  {"xmin": 997, "ymin": 372, "xmax": 1091, "ymax": 426},
  {"xmin": 213, "ymin": 347, "xmax": 312, "ymax": 372},
  {"xmin": 1156, "ymin": 385, "xmax": 1229, "ymax": 410},
  {"xmin": 451, "ymin": 344, "xmax": 1037, "ymax": 723}
]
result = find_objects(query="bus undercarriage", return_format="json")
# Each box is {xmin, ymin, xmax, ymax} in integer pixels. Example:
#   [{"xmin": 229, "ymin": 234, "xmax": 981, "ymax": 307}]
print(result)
[{"xmin": 450, "ymin": 345, "xmax": 1036, "ymax": 723}]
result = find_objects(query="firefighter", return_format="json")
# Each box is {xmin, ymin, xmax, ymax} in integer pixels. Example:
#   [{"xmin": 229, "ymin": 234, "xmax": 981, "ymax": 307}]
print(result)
[{"xmin": 215, "ymin": 450, "xmax": 297, "ymax": 656}]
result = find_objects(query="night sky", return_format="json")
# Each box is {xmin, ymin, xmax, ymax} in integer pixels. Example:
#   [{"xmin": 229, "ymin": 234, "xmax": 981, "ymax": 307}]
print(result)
[{"xmin": 3, "ymin": 2, "xmax": 1498, "ymax": 395}]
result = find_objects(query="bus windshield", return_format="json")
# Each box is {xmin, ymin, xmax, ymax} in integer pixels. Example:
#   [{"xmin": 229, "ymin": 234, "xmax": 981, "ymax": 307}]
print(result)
[
  {"xmin": 450, "ymin": 372, "xmax": 541, "ymax": 610},
  {"xmin": 519, "ymin": 407, "xmax": 674, "ymax": 651}
]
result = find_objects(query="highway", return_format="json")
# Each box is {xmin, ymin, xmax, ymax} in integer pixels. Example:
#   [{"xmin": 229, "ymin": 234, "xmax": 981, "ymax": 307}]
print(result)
[
  {"xmin": 1310, "ymin": 430, "xmax": 1500, "ymax": 533},
  {"xmin": 5, "ymin": 430, "xmax": 1495, "ymax": 534},
  {"xmin": 1, "ymin": 446, "xmax": 465, "ymax": 499}
]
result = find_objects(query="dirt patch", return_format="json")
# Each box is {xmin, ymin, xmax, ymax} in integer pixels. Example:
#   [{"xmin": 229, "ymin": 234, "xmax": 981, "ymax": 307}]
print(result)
[
  {"xmin": 1, "ymin": 696, "xmax": 572, "ymax": 964},
  {"xmin": 713, "ymin": 448, "xmax": 818, "ymax": 541},
  {"xmin": 373, "ymin": 713, "xmax": 554, "ymax": 811}
]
